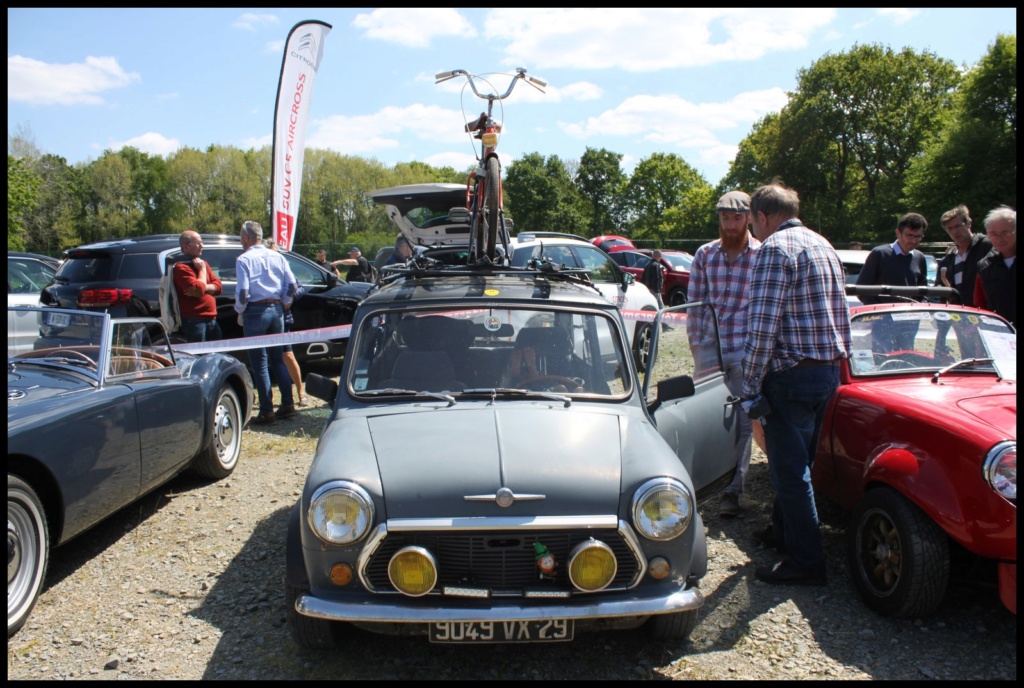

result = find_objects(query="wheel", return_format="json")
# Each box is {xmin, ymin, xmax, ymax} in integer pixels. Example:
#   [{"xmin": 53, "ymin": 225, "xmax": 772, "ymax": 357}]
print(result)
[
  {"xmin": 8, "ymin": 475, "xmax": 49, "ymax": 638},
  {"xmin": 667, "ymin": 287, "xmax": 688, "ymax": 307},
  {"xmin": 848, "ymin": 486, "xmax": 949, "ymax": 618},
  {"xmin": 515, "ymin": 375, "xmax": 584, "ymax": 392},
  {"xmin": 191, "ymin": 386, "xmax": 243, "ymax": 480},
  {"xmin": 879, "ymin": 358, "xmax": 914, "ymax": 371},
  {"xmin": 286, "ymin": 582, "xmax": 344, "ymax": 649},
  {"xmin": 647, "ymin": 609, "xmax": 698, "ymax": 641},
  {"xmin": 632, "ymin": 320, "xmax": 653, "ymax": 373},
  {"xmin": 482, "ymin": 155, "xmax": 501, "ymax": 261}
]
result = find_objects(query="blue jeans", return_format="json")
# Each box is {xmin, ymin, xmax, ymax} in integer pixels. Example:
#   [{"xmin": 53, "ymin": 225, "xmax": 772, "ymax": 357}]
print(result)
[
  {"xmin": 760, "ymin": 363, "xmax": 839, "ymax": 569},
  {"xmin": 181, "ymin": 317, "xmax": 222, "ymax": 343},
  {"xmin": 242, "ymin": 302, "xmax": 293, "ymax": 414}
]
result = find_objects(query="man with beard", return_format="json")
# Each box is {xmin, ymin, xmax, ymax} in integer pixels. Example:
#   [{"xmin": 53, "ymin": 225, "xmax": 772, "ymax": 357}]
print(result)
[{"xmin": 687, "ymin": 190, "xmax": 760, "ymax": 518}]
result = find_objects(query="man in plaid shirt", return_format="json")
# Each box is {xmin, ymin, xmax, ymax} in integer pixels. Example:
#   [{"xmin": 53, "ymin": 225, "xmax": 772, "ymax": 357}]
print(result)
[
  {"xmin": 687, "ymin": 191, "xmax": 760, "ymax": 518},
  {"xmin": 742, "ymin": 183, "xmax": 851, "ymax": 588}
]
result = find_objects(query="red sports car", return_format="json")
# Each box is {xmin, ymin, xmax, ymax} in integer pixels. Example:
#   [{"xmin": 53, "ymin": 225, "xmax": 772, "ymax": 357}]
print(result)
[
  {"xmin": 590, "ymin": 235, "xmax": 635, "ymax": 254},
  {"xmin": 808, "ymin": 287, "xmax": 1016, "ymax": 618},
  {"xmin": 610, "ymin": 249, "xmax": 693, "ymax": 306}
]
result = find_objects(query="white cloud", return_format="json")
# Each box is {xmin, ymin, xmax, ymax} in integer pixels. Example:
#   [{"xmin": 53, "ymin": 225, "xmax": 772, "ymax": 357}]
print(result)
[
  {"xmin": 484, "ymin": 8, "xmax": 837, "ymax": 71},
  {"xmin": 8, "ymin": 55, "xmax": 140, "ymax": 106},
  {"xmin": 877, "ymin": 8, "xmax": 920, "ymax": 25},
  {"xmin": 242, "ymin": 134, "xmax": 272, "ymax": 150},
  {"xmin": 352, "ymin": 8, "xmax": 476, "ymax": 48},
  {"xmin": 110, "ymin": 132, "xmax": 180, "ymax": 157},
  {"xmin": 308, "ymin": 103, "xmax": 469, "ymax": 154},
  {"xmin": 422, "ymin": 150, "xmax": 478, "ymax": 171},
  {"xmin": 232, "ymin": 13, "xmax": 278, "ymax": 31},
  {"xmin": 560, "ymin": 87, "xmax": 788, "ymax": 173},
  {"xmin": 266, "ymin": 39, "xmax": 285, "ymax": 54}
]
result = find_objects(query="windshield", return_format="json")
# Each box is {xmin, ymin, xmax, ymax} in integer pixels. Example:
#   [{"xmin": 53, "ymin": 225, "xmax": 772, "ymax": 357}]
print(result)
[
  {"xmin": 348, "ymin": 306, "xmax": 631, "ymax": 398},
  {"xmin": 661, "ymin": 253, "xmax": 693, "ymax": 271},
  {"xmin": 849, "ymin": 307, "xmax": 1016, "ymax": 380}
]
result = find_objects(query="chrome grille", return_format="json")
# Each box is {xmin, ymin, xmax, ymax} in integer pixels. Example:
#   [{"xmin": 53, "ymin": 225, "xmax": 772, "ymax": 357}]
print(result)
[{"xmin": 364, "ymin": 528, "xmax": 638, "ymax": 594}]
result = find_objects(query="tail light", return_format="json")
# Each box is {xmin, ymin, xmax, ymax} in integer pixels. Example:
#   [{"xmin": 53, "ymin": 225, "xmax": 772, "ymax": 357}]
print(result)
[{"xmin": 78, "ymin": 288, "xmax": 133, "ymax": 307}]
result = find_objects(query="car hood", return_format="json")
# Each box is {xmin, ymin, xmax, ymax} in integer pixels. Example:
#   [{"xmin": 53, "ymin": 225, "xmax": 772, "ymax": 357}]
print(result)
[
  {"xmin": 7, "ymin": 366, "xmax": 93, "ymax": 411},
  {"xmin": 367, "ymin": 406, "xmax": 622, "ymax": 519},
  {"xmin": 855, "ymin": 376, "xmax": 1016, "ymax": 440}
]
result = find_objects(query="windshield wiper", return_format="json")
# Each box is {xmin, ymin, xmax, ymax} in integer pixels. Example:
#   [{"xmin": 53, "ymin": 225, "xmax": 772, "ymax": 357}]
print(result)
[
  {"xmin": 461, "ymin": 387, "xmax": 572, "ymax": 407},
  {"xmin": 932, "ymin": 357, "xmax": 995, "ymax": 383},
  {"xmin": 360, "ymin": 388, "xmax": 456, "ymax": 406}
]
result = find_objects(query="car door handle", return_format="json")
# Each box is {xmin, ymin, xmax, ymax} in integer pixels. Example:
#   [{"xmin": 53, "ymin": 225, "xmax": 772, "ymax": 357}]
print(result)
[{"xmin": 725, "ymin": 395, "xmax": 742, "ymax": 408}]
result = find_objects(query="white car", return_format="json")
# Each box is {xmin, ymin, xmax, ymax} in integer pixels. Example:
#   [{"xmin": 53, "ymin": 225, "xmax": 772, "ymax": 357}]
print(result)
[{"xmin": 838, "ymin": 248, "xmax": 939, "ymax": 306}]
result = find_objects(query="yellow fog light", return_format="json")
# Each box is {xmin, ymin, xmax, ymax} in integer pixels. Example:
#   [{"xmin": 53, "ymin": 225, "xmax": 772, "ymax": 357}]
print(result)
[
  {"xmin": 329, "ymin": 563, "xmax": 353, "ymax": 586},
  {"xmin": 648, "ymin": 557, "xmax": 670, "ymax": 580},
  {"xmin": 388, "ymin": 546, "xmax": 438, "ymax": 597},
  {"xmin": 568, "ymin": 540, "xmax": 617, "ymax": 592}
]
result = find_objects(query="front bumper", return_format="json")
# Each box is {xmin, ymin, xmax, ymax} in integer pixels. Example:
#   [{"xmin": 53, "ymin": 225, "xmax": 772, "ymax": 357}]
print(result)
[{"xmin": 295, "ymin": 586, "xmax": 703, "ymax": 624}]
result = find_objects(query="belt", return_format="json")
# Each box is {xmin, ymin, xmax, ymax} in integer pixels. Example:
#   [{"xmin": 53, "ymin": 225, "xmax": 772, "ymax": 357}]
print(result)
[
  {"xmin": 250, "ymin": 298, "xmax": 281, "ymax": 305},
  {"xmin": 794, "ymin": 357, "xmax": 840, "ymax": 368}
]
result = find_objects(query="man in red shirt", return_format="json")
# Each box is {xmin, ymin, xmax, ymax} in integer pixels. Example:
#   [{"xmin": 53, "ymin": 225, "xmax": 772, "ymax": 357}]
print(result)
[{"xmin": 173, "ymin": 230, "xmax": 223, "ymax": 342}]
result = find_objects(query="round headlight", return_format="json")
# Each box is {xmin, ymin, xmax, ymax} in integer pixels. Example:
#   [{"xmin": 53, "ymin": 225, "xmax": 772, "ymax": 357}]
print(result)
[
  {"xmin": 631, "ymin": 478, "xmax": 693, "ymax": 541},
  {"xmin": 307, "ymin": 481, "xmax": 374, "ymax": 545},
  {"xmin": 388, "ymin": 546, "xmax": 438, "ymax": 597},
  {"xmin": 984, "ymin": 441, "xmax": 1016, "ymax": 500},
  {"xmin": 568, "ymin": 540, "xmax": 617, "ymax": 592}
]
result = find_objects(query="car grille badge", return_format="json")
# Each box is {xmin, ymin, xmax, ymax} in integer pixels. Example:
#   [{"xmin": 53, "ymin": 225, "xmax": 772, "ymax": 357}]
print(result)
[{"xmin": 464, "ymin": 487, "xmax": 545, "ymax": 508}]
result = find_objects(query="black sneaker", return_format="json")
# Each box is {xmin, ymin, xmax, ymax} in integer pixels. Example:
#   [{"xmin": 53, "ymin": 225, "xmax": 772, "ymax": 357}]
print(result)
[
  {"xmin": 719, "ymin": 492, "xmax": 741, "ymax": 518},
  {"xmin": 755, "ymin": 558, "xmax": 827, "ymax": 587},
  {"xmin": 250, "ymin": 411, "xmax": 276, "ymax": 426},
  {"xmin": 753, "ymin": 526, "xmax": 786, "ymax": 553},
  {"xmin": 276, "ymin": 405, "xmax": 297, "ymax": 419}
]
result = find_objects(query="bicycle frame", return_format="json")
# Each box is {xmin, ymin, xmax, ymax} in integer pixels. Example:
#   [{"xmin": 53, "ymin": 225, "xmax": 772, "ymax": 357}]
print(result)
[{"xmin": 435, "ymin": 69, "xmax": 547, "ymax": 264}]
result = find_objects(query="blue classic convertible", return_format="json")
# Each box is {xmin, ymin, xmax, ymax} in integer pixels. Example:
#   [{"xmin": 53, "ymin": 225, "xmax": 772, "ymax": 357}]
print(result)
[{"xmin": 7, "ymin": 306, "xmax": 254, "ymax": 637}]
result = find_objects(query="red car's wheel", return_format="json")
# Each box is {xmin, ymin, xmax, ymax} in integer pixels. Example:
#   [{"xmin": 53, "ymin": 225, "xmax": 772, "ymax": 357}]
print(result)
[{"xmin": 848, "ymin": 486, "xmax": 949, "ymax": 617}]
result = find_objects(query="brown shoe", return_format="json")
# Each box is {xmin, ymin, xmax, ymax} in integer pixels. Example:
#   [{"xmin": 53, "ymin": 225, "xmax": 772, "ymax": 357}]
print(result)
[
  {"xmin": 250, "ymin": 411, "xmax": 276, "ymax": 425},
  {"xmin": 276, "ymin": 405, "xmax": 297, "ymax": 419}
]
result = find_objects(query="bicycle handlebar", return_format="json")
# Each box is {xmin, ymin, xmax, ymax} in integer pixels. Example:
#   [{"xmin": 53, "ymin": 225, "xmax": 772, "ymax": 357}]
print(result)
[{"xmin": 435, "ymin": 68, "xmax": 547, "ymax": 98}]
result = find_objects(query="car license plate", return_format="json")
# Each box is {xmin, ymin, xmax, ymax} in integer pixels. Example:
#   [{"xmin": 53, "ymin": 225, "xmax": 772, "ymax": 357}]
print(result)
[
  {"xmin": 44, "ymin": 312, "xmax": 71, "ymax": 328},
  {"xmin": 429, "ymin": 619, "xmax": 573, "ymax": 644}
]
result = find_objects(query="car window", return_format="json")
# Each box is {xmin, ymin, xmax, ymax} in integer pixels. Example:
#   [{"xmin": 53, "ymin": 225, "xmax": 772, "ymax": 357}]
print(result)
[
  {"xmin": 510, "ymin": 244, "xmax": 577, "ymax": 268},
  {"xmin": 574, "ymin": 246, "xmax": 617, "ymax": 283},
  {"xmin": 56, "ymin": 255, "xmax": 113, "ymax": 282},
  {"xmin": 200, "ymin": 248, "xmax": 243, "ymax": 282},
  {"xmin": 9, "ymin": 261, "xmax": 55, "ymax": 293},
  {"xmin": 117, "ymin": 253, "xmax": 162, "ymax": 280},
  {"xmin": 662, "ymin": 253, "xmax": 692, "ymax": 271},
  {"xmin": 286, "ymin": 254, "xmax": 329, "ymax": 287}
]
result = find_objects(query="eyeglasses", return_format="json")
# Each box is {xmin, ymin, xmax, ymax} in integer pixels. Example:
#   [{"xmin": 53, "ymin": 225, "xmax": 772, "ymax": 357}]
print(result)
[
  {"xmin": 988, "ymin": 230, "xmax": 1016, "ymax": 240},
  {"xmin": 944, "ymin": 220, "xmax": 969, "ymax": 232}
]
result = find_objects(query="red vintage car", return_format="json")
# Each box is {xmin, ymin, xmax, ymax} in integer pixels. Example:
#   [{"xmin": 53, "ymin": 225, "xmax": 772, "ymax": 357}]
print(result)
[
  {"xmin": 590, "ymin": 235, "xmax": 635, "ymax": 254},
  {"xmin": 801, "ymin": 287, "xmax": 1016, "ymax": 618}
]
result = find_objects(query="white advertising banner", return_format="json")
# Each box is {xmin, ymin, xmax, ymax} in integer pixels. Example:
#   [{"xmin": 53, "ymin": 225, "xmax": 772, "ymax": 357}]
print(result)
[{"xmin": 271, "ymin": 20, "xmax": 331, "ymax": 251}]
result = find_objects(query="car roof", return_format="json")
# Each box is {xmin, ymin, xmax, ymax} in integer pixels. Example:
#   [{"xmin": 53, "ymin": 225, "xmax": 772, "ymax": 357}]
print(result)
[
  {"xmin": 364, "ymin": 272, "xmax": 617, "ymax": 311},
  {"xmin": 9, "ymin": 252, "xmax": 61, "ymax": 266},
  {"xmin": 64, "ymin": 234, "xmax": 241, "ymax": 255}
]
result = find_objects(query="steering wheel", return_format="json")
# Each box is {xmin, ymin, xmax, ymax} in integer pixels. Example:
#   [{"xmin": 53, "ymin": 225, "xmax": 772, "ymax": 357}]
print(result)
[
  {"xmin": 879, "ymin": 358, "xmax": 914, "ymax": 371},
  {"xmin": 516, "ymin": 375, "xmax": 584, "ymax": 392}
]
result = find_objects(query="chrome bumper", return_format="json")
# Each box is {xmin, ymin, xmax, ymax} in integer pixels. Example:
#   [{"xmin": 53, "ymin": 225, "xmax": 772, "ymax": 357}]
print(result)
[{"xmin": 296, "ymin": 587, "xmax": 704, "ymax": 623}]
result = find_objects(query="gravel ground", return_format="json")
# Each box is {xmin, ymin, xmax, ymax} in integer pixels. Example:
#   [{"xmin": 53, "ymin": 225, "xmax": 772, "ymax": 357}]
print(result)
[{"xmin": 8, "ymin": 392, "xmax": 1017, "ymax": 680}]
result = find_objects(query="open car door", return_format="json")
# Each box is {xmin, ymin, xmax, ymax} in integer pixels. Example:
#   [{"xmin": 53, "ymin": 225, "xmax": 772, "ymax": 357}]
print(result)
[{"xmin": 642, "ymin": 302, "xmax": 741, "ymax": 501}]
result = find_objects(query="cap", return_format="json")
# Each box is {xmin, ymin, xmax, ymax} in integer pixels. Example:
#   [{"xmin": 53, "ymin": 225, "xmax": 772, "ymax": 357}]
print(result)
[
  {"xmin": 717, "ymin": 190, "xmax": 750, "ymax": 213},
  {"xmin": 348, "ymin": 246, "xmax": 361, "ymax": 253}
]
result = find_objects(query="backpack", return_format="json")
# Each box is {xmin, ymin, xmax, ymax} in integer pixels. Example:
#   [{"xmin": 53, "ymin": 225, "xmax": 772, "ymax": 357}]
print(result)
[{"xmin": 158, "ymin": 262, "xmax": 182, "ymax": 333}]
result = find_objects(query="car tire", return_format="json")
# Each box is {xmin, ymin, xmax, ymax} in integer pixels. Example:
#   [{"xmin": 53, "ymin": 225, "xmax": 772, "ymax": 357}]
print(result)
[
  {"xmin": 646, "ymin": 609, "xmax": 698, "ymax": 641},
  {"xmin": 285, "ymin": 582, "xmax": 343, "ymax": 649},
  {"xmin": 191, "ymin": 386, "xmax": 243, "ymax": 480},
  {"xmin": 632, "ymin": 320, "xmax": 653, "ymax": 373},
  {"xmin": 8, "ymin": 475, "xmax": 49, "ymax": 638},
  {"xmin": 848, "ymin": 486, "xmax": 949, "ymax": 618},
  {"xmin": 667, "ymin": 287, "xmax": 688, "ymax": 307}
]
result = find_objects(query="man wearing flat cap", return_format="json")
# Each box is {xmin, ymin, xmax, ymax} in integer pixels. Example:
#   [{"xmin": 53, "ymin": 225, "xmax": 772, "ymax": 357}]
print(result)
[
  {"xmin": 687, "ymin": 190, "xmax": 760, "ymax": 518},
  {"xmin": 332, "ymin": 246, "xmax": 373, "ymax": 283}
]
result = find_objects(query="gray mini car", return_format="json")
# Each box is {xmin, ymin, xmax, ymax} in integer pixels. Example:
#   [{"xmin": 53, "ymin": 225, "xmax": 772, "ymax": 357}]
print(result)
[{"xmin": 285, "ymin": 239, "xmax": 742, "ymax": 647}]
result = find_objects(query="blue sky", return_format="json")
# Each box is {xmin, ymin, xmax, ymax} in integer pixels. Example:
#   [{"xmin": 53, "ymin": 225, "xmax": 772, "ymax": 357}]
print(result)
[{"xmin": 8, "ymin": 8, "xmax": 1017, "ymax": 186}]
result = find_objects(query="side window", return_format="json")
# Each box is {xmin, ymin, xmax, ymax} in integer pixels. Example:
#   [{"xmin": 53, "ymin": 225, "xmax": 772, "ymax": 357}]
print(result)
[
  {"xmin": 201, "ymin": 248, "xmax": 242, "ymax": 282},
  {"xmin": 286, "ymin": 255, "xmax": 329, "ymax": 287},
  {"xmin": 117, "ymin": 254, "xmax": 163, "ymax": 280},
  {"xmin": 575, "ymin": 246, "xmax": 616, "ymax": 283}
]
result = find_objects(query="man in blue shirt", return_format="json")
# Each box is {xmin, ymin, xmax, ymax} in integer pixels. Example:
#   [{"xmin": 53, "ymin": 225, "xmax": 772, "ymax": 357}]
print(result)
[{"xmin": 235, "ymin": 221, "xmax": 298, "ymax": 425}]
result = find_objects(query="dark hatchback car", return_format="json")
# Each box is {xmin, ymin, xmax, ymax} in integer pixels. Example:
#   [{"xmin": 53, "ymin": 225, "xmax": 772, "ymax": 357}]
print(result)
[{"xmin": 40, "ymin": 234, "xmax": 371, "ymax": 361}]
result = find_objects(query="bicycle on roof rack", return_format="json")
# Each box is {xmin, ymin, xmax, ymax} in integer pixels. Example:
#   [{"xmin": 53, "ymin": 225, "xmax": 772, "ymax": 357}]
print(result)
[{"xmin": 435, "ymin": 68, "xmax": 547, "ymax": 265}]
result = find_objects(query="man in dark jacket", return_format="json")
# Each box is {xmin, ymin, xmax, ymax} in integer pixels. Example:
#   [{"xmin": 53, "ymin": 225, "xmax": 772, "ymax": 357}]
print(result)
[
  {"xmin": 641, "ymin": 249, "xmax": 666, "ymax": 309},
  {"xmin": 856, "ymin": 212, "xmax": 929, "ymax": 351},
  {"xmin": 935, "ymin": 205, "xmax": 991, "ymax": 306},
  {"xmin": 974, "ymin": 206, "xmax": 1016, "ymax": 327}
]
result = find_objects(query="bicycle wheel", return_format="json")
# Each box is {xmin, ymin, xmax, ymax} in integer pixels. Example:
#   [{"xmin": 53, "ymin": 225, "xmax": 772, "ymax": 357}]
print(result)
[{"xmin": 482, "ymin": 155, "xmax": 501, "ymax": 260}]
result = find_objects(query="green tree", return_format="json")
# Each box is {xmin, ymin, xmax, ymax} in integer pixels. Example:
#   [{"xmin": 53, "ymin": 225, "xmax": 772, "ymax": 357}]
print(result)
[
  {"xmin": 904, "ymin": 34, "xmax": 1016, "ymax": 221},
  {"xmin": 22, "ymin": 154, "xmax": 83, "ymax": 255},
  {"xmin": 81, "ymin": 152, "xmax": 144, "ymax": 241},
  {"xmin": 8, "ymin": 155, "xmax": 42, "ymax": 250},
  {"xmin": 504, "ymin": 153, "xmax": 586, "ymax": 235},
  {"xmin": 620, "ymin": 153, "xmax": 712, "ymax": 243},
  {"xmin": 575, "ymin": 147, "xmax": 625, "ymax": 235}
]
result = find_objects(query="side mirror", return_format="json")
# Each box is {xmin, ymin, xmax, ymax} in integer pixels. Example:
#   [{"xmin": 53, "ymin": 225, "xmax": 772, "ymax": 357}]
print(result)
[
  {"xmin": 621, "ymin": 270, "xmax": 635, "ymax": 290},
  {"xmin": 648, "ymin": 374, "xmax": 696, "ymax": 413},
  {"xmin": 305, "ymin": 373, "xmax": 337, "ymax": 404}
]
